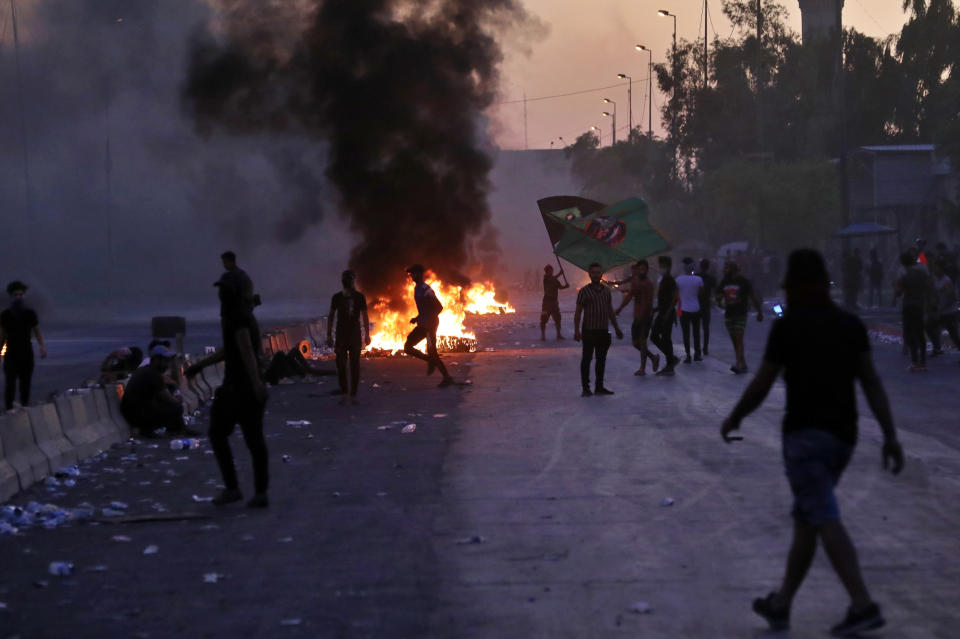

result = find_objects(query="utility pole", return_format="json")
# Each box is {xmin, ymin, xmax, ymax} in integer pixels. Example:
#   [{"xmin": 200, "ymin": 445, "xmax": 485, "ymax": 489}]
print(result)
[
  {"xmin": 704, "ymin": 0, "xmax": 709, "ymax": 88},
  {"xmin": 10, "ymin": 0, "xmax": 34, "ymax": 258},
  {"xmin": 523, "ymin": 92, "xmax": 528, "ymax": 150},
  {"xmin": 836, "ymin": 0, "xmax": 850, "ymax": 228}
]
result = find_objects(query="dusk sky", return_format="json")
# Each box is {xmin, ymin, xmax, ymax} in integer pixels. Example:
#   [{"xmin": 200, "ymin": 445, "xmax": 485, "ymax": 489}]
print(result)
[{"xmin": 493, "ymin": 0, "xmax": 912, "ymax": 149}]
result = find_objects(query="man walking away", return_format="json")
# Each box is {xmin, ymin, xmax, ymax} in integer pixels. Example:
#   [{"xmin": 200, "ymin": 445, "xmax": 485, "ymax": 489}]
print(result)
[
  {"xmin": 676, "ymin": 258, "xmax": 704, "ymax": 364},
  {"xmin": 0, "ymin": 281, "xmax": 46, "ymax": 413},
  {"xmin": 540, "ymin": 265, "xmax": 569, "ymax": 340},
  {"xmin": 867, "ymin": 249, "xmax": 883, "ymax": 308},
  {"xmin": 696, "ymin": 259, "xmax": 717, "ymax": 356},
  {"xmin": 721, "ymin": 248, "xmax": 903, "ymax": 637},
  {"xmin": 651, "ymin": 256, "xmax": 679, "ymax": 376},
  {"xmin": 404, "ymin": 264, "xmax": 455, "ymax": 388},
  {"xmin": 615, "ymin": 260, "xmax": 658, "ymax": 375},
  {"xmin": 718, "ymin": 261, "xmax": 764, "ymax": 374},
  {"xmin": 574, "ymin": 262, "xmax": 623, "ymax": 396},
  {"xmin": 925, "ymin": 260, "xmax": 960, "ymax": 357},
  {"xmin": 894, "ymin": 251, "xmax": 932, "ymax": 372},
  {"xmin": 327, "ymin": 270, "xmax": 371, "ymax": 404}
]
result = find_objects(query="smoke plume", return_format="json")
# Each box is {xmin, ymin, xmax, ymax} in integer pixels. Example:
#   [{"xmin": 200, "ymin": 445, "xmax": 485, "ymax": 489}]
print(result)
[{"xmin": 185, "ymin": 0, "xmax": 527, "ymax": 308}]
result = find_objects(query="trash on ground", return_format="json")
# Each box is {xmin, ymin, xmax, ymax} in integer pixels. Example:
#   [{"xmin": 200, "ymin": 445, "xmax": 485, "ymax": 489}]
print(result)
[
  {"xmin": 111, "ymin": 535, "xmax": 131, "ymax": 542},
  {"xmin": 169, "ymin": 439, "xmax": 201, "ymax": 451},
  {"xmin": 659, "ymin": 497, "xmax": 675, "ymax": 507},
  {"xmin": 203, "ymin": 572, "xmax": 223, "ymax": 583},
  {"xmin": 109, "ymin": 501, "xmax": 129, "ymax": 510},
  {"xmin": 192, "ymin": 495, "xmax": 214, "ymax": 503},
  {"xmin": 377, "ymin": 425, "xmax": 391, "ymax": 431},
  {"xmin": 433, "ymin": 413, "xmax": 448, "ymax": 418},
  {"xmin": 55, "ymin": 465, "xmax": 80, "ymax": 478},
  {"xmin": 143, "ymin": 545, "xmax": 159, "ymax": 555},
  {"xmin": 102, "ymin": 508, "xmax": 125, "ymax": 517},
  {"xmin": 87, "ymin": 565, "xmax": 108, "ymax": 572},
  {"xmin": 280, "ymin": 618, "xmax": 302, "ymax": 626},
  {"xmin": 278, "ymin": 536, "xmax": 293, "ymax": 543},
  {"xmin": 48, "ymin": 561, "xmax": 74, "ymax": 576},
  {"xmin": 285, "ymin": 420, "xmax": 311, "ymax": 426},
  {"xmin": 455, "ymin": 535, "xmax": 486, "ymax": 545},
  {"xmin": 630, "ymin": 601, "xmax": 652, "ymax": 614},
  {"xmin": 401, "ymin": 424, "xmax": 417, "ymax": 434},
  {"xmin": 281, "ymin": 454, "xmax": 292, "ymax": 463}
]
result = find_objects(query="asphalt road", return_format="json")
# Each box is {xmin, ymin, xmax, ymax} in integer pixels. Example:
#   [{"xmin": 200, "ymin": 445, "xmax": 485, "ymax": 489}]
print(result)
[{"xmin": 1, "ymin": 307, "xmax": 958, "ymax": 638}]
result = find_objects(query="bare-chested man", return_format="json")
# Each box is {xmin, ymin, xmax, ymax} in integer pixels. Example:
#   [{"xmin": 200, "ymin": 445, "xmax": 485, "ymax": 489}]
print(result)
[{"xmin": 615, "ymin": 260, "xmax": 659, "ymax": 375}]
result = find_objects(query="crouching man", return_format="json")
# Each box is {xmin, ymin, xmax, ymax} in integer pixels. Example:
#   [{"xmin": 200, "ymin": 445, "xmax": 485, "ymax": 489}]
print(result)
[{"xmin": 120, "ymin": 345, "xmax": 187, "ymax": 438}]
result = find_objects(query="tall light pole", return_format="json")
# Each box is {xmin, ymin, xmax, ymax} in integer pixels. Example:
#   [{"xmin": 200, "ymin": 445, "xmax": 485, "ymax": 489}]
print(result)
[
  {"xmin": 616, "ymin": 73, "xmax": 632, "ymax": 137},
  {"xmin": 704, "ymin": 1, "xmax": 709, "ymax": 88},
  {"xmin": 602, "ymin": 97, "xmax": 617, "ymax": 144},
  {"xmin": 658, "ymin": 10, "xmax": 677, "ymax": 63},
  {"xmin": 636, "ymin": 44, "xmax": 654, "ymax": 136},
  {"xmin": 590, "ymin": 125, "xmax": 603, "ymax": 147}
]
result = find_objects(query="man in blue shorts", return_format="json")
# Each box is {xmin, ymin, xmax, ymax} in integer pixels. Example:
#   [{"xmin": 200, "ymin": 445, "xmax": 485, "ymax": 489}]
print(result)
[{"xmin": 721, "ymin": 249, "xmax": 904, "ymax": 637}]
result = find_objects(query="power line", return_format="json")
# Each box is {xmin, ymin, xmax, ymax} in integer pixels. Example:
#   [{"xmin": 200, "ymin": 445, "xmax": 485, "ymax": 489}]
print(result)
[
  {"xmin": 497, "ymin": 80, "xmax": 634, "ymax": 105},
  {"xmin": 852, "ymin": 0, "xmax": 885, "ymax": 32}
]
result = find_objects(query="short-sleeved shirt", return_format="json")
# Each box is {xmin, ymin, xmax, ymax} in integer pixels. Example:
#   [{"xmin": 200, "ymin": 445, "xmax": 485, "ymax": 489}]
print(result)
[
  {"xmin": 330, "ymin": 291, "xmax": 367, "ymax": 339},
  {"xmin": 122, "ymin": 366, "xmax": 166, "ymax": 408},
  {"xmin": 413, "ymin": 283, "xmax": 442, "ymax": 325},
  {"xmin": 0, "ymin": 305, "xmax": 38, "ymax": 356},
  {"xmin": 676, "ymin": 274, "xmax": 703, "ymax": 313},
  {"xmin": 628, "ymin": 277, "xmax": 654, "ymax": 319},
  {"xmin": 542, "ymin": 275, "xmax": 562, "ymax": 304},
  {"xmin": 764, "ymin": 304, "xmax": 869, "ymax": 445},
  {"xmin": 221, "ymin": 308, "xmax": 262, "ymax": 391},
  {"xmin": 655, "ymin": 274, "xmax": 677, "ymax": 316},
  {"xmin": 719, "ymin": 274, "xmax": 754, "ymax": 318},
  {"xmin": 898, "ymin": 266, "xmax": 930, "ymax": 309},
  {"xmin": 577, "ymin": 283, "xmax": 612, "ymax": 331}
]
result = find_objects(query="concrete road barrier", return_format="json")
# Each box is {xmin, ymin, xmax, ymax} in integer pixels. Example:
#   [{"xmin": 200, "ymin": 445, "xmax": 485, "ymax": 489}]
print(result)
[
  {"xmin": 56, "ymin": 395, "xmax": 102, "ymax": 459},
  {"xmin": 0, "ymin": 410, "xmax": 50, "ymax": 491},
  {"xmin": 27, "ymin": 403, "xmax": 78, "ymax": 474},
  {"xmin": 92, "ymin": 389, "xmax": 124, "ymax": 448},
  {"xmin": 0, "ymin": 433, "xmax": 19, "ymax": 502},
  {"xmin": 102, "ymin": 385, "xmax": 131, "ymax": 439}
]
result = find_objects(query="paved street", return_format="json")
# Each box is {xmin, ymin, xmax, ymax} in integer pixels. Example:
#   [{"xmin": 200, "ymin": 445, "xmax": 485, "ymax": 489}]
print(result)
[{"xmin": 1, "ymin": 309, "xmax": 959, "ymax": 638}]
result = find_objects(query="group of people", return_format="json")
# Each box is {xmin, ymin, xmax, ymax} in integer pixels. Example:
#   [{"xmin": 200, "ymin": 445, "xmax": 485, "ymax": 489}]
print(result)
[
  {"xmin": 548, "ymin": 255, "xmax": 765, "ymax": 395},
  {"xmin": 894, "ymin": 245, "xmax": 960, "ymax": 371}
]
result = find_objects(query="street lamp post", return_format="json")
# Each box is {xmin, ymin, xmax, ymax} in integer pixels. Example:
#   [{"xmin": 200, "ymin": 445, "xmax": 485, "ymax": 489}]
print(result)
[
  {"xmin": 616, "ymin": 73, "xmax": 632, "ymax": 137},
  {"xmin": 590, "ymin": 125, "xmax": 602, "ymax": 147},
  {"xmin": 635, "ymin": 45, "xmax": 654, "ymax": 137},
  {"xmin": 602, "ymin": 98, "xmax": 617, "ymax": 144}
]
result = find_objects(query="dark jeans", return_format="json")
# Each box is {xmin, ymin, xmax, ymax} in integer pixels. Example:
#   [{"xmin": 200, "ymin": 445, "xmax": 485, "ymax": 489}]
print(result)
[
  {"xmin": 868, "ymin": 279, "xmax": 883, "ymax": 306},
  {"xmin": 335, "ymin": 334, "xmax": 362, "ymax": 396},
  {"xmin": 903, "ymin": 305, "xmax": 926, "ymax": 365},
  {"xmin": 650, "ymin": 312, "xmax": 675, "ymax": 363},
  {"xmin": 3, "ymin": 350, "xmax": 34, "ymax": 410},
  {"xmin": 927, "ymin": 312, "xmax": 960, "ymax": 352},
  {"xmin": 209, "ymin": 385, "xmax": 269, "ymax": 494},
  {"xmin": 120, "ymin": 397, "xmax": 184, "ymax": 436},
  {"xmin": 580, "ymin": 329, "xmax": 611, "ymax": 391},
  {"xmin": 700, "ymin": 307, "xmax": 711, "ymax": 354},
  {"xmin": 679, "ymin": 310, "xmax": 702, "ymax": 358}
]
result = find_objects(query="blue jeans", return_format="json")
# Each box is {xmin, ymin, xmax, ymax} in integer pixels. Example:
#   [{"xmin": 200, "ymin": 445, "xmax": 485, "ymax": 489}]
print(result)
[{"xmin": 782, "ymin": 429, "xmax": 854, "ymax": 526}]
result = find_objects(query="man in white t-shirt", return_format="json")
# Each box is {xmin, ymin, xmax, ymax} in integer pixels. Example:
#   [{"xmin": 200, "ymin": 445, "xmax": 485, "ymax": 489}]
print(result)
[{"xmin": 676, "ymin": 258, "xmax": 704, "ymax": 363}]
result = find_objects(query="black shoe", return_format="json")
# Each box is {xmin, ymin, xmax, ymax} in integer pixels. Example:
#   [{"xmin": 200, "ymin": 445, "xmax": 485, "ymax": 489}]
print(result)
[
  {"xmin": 830, "ymin": 602, "xmax": 884, "ymax": 637},
  {"xmin": 246, "ymin": 492, "xmax": 269, "ymax": 509},
  {"xmin": 212, "ymin": 488, "xmax": 243, "ymax": 506},
  {"xmin": 752, "ymin": 592, "xmax": 790, "ymax": 631},
  {"xmin": 684, "ymin": 356, "xmax": 692, "ymax": 364},
  {"xmin": 655, "ymin": 368, "xmax": 675, "ymax": 376},
  {"xmin": 670, "ymin": 356, "xmax": 681, "ymax": 367},
  {"xmin": 703, "ymin": 348, "xmax": 709, "ymax": 356},
  {"xmin": 594, "ymin": 387, "xmax": 614, "ymax": 395},
  {"xmin": 694, "ymin": 353, "xmax": 703, "ymax": 361},
  {"xmin": 581, "ymin": 389, "xmax": 593, "ymax": 397},
  {"xmin": 437, "ymin": 377, "xmax": 455, "ymax": 388}
]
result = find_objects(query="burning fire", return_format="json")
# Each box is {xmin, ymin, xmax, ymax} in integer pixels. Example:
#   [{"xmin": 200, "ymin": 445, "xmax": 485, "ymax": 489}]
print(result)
[{"xmin": 367, "ymin": 273, "xmax": 514, "ymax": 353}]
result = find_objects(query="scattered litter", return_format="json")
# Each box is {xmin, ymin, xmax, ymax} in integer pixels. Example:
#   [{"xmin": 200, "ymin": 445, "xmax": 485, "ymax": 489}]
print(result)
[
  {"xmin": 48, "ymin": 561, "xmax": 74, "ymax": 576},
  {"xmin": 1, "ymin": 502, "xmax": 95, "ymax": 530},
  {"xmin": 102, "ymin": 508, "xmax": 125, "ymax": 517},
  {"xmin": 44, "ymin": 477, "xmax": 61, "ymax": 487},
  {"xmin": 138, "ymin": 481, "xmax": 152, "ymax": 486},
  {"xmin": 143, "ymin": 545, "xmax": 159, "ymax": 555},
  {"xmin": 659, "ymin": 497, "xmax": 675, "ymax": 507},
  {"xmin": 55, "ymin": 465, "xmax": 80, "ymax": 478},
  {"xmin": 278, "ymin": 536, "xmax": 293, "ymax": 543},
  {"xmin": 281, "ymin": 454, "xmax": 292, "ymax": 463},
  {"xmin": 192, "ymin": 495, "xmax": 214, "ymax": 503},
  {"xmin": 433, "ymin": 413, "xmax": 448, "ymax": 418},
  {"xmin": 630, "ymin": 601, "xmax": 652, "ymax": 614},
  {"xmin": 285, "ymin": 420, "xmax": 311, "ymax": 426},
  {"xmin": 87, "ymin": 564, "xmax": 109, "ymax": 573},
  {"xmin": 170, "ymin": 439, "xmax": 201, "ymax": 451},
  {"xmin": 241, "ymin": 534, "xmax": 255, "ymax": 542},
  {"xmin": 63, "ymin": 479, "xmax": 76, "ymax": 487},
  {"xmin": 110, "ymin": 501, "xmax": 129, "ymax": 511},
  {"xmin": 0, "ymin": 602, "xmax": 7, "ymax": 610},
  {"xmin": 203, "ymin": 572, "xmax": 223, "ymax": 583},
  {"xmin": 200, "ymin": 524, "xmax": 220, "ymax": 531},
  {"xmin": 372, "ymin": 383, "xmax": 380, "ymax": 388},
  {"xmin": 377, "ymin": 425, "xmax": 391, "ymax": 431},
  {"xmin": 376, "ymin": 492, "xmax": 387, "ymax": 498},
  {"xmin": 331, "ymin": 491, "xmax": 341, "ymax": 498},
  {"xmin": 112, "ymin": 535, "xmax": 131, "ymax": 542},
  {"xmin": 455, "ymin": 535, "xmax": 486, "ymax": 545},
  {"xmin": 33, "ymin": 580, "xmax": 49, "ymax": 589},
  {"xmin": 174, "ymin": 456, "xmax": 189, "ymax": 461},
  {"xmin": 401, "ymin": 424, "xmax": 417, "ymax": 434},
  {"xmin": 280, "ymin": 618, "xmax": 302, "ymax": 626}
]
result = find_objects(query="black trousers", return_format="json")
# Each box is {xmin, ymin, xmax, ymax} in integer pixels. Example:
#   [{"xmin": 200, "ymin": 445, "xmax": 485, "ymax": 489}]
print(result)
[
  {"xmin": 580, "ymin": 329, "xmax": 611, "ymax": 391},
  {"xmin": 868, "ymin": 280, "xmax": 883, "ymax": 306},
  {"xmin": 335, "ymin": 334, "xmax": 362, "ymax": 396},
  {"xmin": 700, "ymin": 307, "xmax": 711, "ymax": 353},
  {"xmin": 650, "ymin": 312, "xmax": 675, "ymax": 362},
  {"xmin": 209, "ymin": 385, "xmax": 269, "ymax": 494},
  {"xmin": 679, "ymin": 310, "xmax": 702, "ymax": 357},
  {"xmin": 3, "ymin": 350, "xmax": 34, "ymax": 410},
  {"xmin": 120, "ymin": 398, "xmax": 185, "ymax": 436},
  {"xmin": 902, "ymin": 306, "xmax": 926, "ymax": 365}
]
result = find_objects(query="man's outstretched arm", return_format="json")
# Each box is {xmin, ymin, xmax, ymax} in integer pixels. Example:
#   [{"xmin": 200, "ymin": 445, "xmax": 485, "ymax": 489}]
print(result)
[
  {"xmin": 857, "ymin": 352, "xmax": 904, "ymax": 474},
  {"xmin": 721, "ymin": 360, "xmax": 781, "ymax": 441}
]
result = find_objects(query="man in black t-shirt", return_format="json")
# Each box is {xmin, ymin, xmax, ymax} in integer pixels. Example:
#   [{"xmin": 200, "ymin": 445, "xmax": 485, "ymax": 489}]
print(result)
[
  {"xmin": 326, "ymin": 270, "xmax": 371, "ymax": 403},
  {"xmin": 0, "ymin": 281, "xmax": 46, "ymax": 412},
  {"xmin": 721, "ymin": 249, "xmax": 904, "ymax": 637},
  {"xmin": 650, "ymin": 256, "xmax": 679, "ymax": 376},
  {"xmin": 717, "ymin": 261, "xmax": 764, "ymax": 374},
  {"xmin": 540, "ymin": 265, "xmax": 569, "ymax": 340},
  {"xmin": 120, "ymin": 345, "xmax": 186, "ymax": 437},
  {"xmin": 696, "ymin": 259, "xmax": 717, "ymax": 356}
]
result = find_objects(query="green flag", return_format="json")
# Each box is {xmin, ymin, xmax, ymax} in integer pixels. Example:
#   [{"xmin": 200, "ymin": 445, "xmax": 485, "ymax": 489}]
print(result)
[{"xmin": 538, "ymin": 196, "xmax": 670, "ymax": 272}]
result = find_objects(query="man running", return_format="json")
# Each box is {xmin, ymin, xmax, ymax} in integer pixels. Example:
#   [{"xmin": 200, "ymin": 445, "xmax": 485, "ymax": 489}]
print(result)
[
  {"xmin": 404, "ymin": 264, "xmax": 455, "ymax": 388},
  {"xmin": 650, "ymin": 256, "xmax": 679, "ymax": 376},
  {"xmin": 615, "ymin": 260, "xmax": 658, "ymax": 375},
  {"xmin": 696, "ymin": 259, "xmax": 717, "ymax": 356},
  {"xmin": 540, "ymin": 264, "xmax": 569, "ymax": 340},
  {"xmin": 718, "ymin": 261, "xmax": 764, "ymax": 374},
  {"xmin": 676, "ymin": 258, "xmax": 704, "ymax": 364},
  {"xmin": 894, "ymin": 251, "xmax": 932, "ymax": 372},
  {"xmin": 574, "ymin": 262, "xmax": 623, "ymax": 395},
  {"xmin": 721, "ymin": 249, "xmax": 904, "ymax": 637},
  {"xmin": 327, "ymin": 270, "xmax": 371, "ymax": 404},
  {"xmin": 0, "ymin": 281, "xmax": 46, "ymax": 413}
]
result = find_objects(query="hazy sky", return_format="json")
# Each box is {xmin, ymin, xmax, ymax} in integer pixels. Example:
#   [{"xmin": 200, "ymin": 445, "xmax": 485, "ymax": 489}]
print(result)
[{"xmin": 493, "ymin": 0, "xmax": 912, "ymax": 149}]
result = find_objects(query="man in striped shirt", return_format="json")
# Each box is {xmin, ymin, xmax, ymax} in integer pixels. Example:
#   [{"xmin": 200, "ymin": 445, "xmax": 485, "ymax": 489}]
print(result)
[{"xmin": 574, "ymin": 262, "xmax": 624, "ymax": 396}]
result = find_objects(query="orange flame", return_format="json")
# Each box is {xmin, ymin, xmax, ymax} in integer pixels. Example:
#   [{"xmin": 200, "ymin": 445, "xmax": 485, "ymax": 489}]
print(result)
[{"xmin": 367, "ymin": 272, "xmax": 514, "ymax": 353}]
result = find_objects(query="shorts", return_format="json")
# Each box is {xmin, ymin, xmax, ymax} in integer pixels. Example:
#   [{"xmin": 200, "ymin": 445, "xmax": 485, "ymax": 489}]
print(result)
[
  {"xmin": 541, "ymin": 300, "xmax": 560, "ymax": 314},
  {"xmin": 782, "ymin": 429, "xmax": 854, "ymax": 526},
  {"xmin": 724, "ymin": 315, "xmax": 747, "ymax": 334},
  {"xmin": 631, "ymin": 317, "xmax": 652, "ymax": 341}
]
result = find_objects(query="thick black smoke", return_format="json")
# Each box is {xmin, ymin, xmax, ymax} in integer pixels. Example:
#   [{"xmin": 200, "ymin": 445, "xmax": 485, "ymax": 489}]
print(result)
[{"xmin": 185, "ymin": 0, "xmax": 526, "ymax": 308}]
